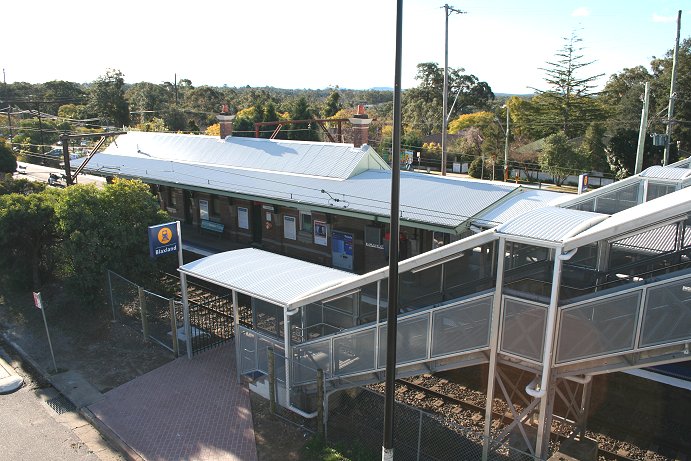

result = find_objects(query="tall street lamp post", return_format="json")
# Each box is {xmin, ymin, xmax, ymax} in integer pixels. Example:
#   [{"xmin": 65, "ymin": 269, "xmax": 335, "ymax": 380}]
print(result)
[{"xmin": 441, "ymin": 4, "xmax": 464, "ymax": 176}]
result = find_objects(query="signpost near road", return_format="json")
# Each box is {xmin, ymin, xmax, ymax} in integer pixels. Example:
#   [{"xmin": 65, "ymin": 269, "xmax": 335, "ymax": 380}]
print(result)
[{"xmin": 33, "ymin": 292, "xmax": 58, "ymax": 373}]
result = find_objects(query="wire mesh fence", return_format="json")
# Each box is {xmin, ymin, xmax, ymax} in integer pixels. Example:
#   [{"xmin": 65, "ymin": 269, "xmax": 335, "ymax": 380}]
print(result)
[
  {"xmin": 107, "ymin": 270, "xmax": 180, "ymax": 356},
  {"xmin": 252, "ymin": 334, "xmax": 543, "ymax": 460},
  {"xmin": 107, "ymin": 270, "xmax": 239, "ymax": 357},
  {"xmin": 325, "ymin": 385, "xmax": 540, "ymax": 460},
  {"xmin": 108, "ymin": 270, "xmax": 142, "ymax": 327}
]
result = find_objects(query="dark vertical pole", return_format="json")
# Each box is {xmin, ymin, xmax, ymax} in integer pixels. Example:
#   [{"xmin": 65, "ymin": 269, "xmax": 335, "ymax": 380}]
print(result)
[
  {"xmin": 2, "ymin": 69, "xmax": 12, "ymax": 145},
  {"xmin": 36, "ymin": 101, "xmax": 45, "ymax": 157},
  {"xmin": 174, "ymin": 73, "xmax": 178, "ymax": 106},
  {"xmin": 60, "ymin": 134, "xmax": 73, "ymax": 185},
  {"xmin": 383, "ymin": 0, "xmax": 403, "ymax": 459},
  {"xmin": 663, "ymin": 10, "xmax": 681, "ymax": 166}
]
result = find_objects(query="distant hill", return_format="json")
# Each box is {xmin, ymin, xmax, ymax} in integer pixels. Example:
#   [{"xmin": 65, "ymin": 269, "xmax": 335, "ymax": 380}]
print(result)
[{"xmin": 495, "ymin": 92, "xmax": 533, "ymax": 98}]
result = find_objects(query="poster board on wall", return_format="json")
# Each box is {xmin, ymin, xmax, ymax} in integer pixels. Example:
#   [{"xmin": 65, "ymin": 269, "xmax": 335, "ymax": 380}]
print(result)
[
  {"xmin": 238, "ymin": 207, "xmax": 249, "ymax": 229},
  {"xmin": 314, "ymin": 220, "xmax": 328, "ymax": 246},
  {"xmin": 284, "ymin": 216, "xmax": 297, "ymax": 240}
]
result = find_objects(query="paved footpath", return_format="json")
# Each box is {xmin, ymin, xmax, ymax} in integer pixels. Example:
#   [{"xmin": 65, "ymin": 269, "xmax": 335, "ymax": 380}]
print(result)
[
  {"xmin": 0, "ymin": 348, "xmax": 122, "ymax": 461},
  {"xmin": 88, "ymin": 343, "xmax": 257, "ymax": 461}
]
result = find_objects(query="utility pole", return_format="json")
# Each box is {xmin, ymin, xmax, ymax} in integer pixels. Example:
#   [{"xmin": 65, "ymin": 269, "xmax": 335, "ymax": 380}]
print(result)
[
  {"xmin": 174, "ymin": 73, "xmax": 178, "ymax": 106},
  {"xmin": 2, "ymin": 68, "xmax": 13, "ymax": 145},
  {"xmin": 35, "ymin": 100, "xmax": 45, "ymax": 157},
  {"xmin": 503, "ymin": 104, "xmax": 510, "ymax": 181},
  {"xmin": 635, "ymin": 82, "xmax": 650, "ymax": 175},
  {"xmin": 441, "ymin": 4, "xmax": 465, "ymax": 176},
  {"xmin": 663, "ymin": 10, "xmax": 681, "ymax": 166}
]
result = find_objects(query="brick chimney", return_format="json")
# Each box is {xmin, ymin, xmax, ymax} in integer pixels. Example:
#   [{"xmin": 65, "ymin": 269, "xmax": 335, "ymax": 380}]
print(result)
[
  {"xmin": 349, "ymin": 105, "xmax": 372, "ymax": 148},
  {"xmin": 217, "ymin": 104, "xmax": 235, "ymax": 139}
]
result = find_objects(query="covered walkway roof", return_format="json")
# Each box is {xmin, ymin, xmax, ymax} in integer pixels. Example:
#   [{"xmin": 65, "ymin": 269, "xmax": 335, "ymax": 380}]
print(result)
[{"xmin": 178, "ymin": 248, "xmax": 357, "ymax": 309}]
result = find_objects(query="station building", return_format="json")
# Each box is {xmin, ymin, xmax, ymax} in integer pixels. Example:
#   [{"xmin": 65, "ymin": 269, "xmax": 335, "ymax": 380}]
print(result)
[{"xmin": 76, "ymin": 115, "xmax": 564, "ymax": 274}]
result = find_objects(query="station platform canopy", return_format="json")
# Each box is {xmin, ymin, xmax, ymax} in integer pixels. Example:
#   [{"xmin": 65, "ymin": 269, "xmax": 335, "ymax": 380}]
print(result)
[{"xmin": 178, "ymin": 248, "xmax": 358, "ymax": 309}]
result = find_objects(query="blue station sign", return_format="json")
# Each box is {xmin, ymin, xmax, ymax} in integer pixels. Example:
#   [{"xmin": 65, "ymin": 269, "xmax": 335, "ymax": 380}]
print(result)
[{"xmin": 148, "ymin": 221, "xmax": 179, "ymax": 258}]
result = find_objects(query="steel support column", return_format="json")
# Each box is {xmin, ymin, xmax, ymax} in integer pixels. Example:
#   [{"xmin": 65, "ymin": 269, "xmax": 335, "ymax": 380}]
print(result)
[{"xmin": 483, "ymin": 238, "xmax": 506, "ymax": 460}]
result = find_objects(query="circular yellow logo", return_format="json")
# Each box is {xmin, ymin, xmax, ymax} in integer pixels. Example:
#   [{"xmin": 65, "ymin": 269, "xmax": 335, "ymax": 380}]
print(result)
[{"xmin": 157, "ymin": 227, "xmax": 173, "ymax": 244}]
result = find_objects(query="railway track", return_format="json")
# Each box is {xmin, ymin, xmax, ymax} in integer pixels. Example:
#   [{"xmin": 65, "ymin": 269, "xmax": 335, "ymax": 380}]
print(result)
[{"xmin": 367, "ymin": 373, "xmax": 688, "ymax": 461}]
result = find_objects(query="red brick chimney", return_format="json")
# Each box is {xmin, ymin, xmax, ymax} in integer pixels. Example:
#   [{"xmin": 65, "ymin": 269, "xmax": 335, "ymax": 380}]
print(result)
[
  {"xmin": 349, "ymin": 105, "xmax": 372, "ymax": 148},
  {"xmin": 217, "ymin": 104, "xmax": 235, "ymax": 139}
]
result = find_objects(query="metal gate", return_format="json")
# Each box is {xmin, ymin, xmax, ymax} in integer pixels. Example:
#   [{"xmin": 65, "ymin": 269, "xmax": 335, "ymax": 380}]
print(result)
[{"xmin": 187, "ymin": 291, "xmax": 234, "ymax": 355}]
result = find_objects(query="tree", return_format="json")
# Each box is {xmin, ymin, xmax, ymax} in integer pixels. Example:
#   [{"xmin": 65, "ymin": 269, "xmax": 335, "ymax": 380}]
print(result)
[
  {"xmin": 288, "ymin": 97, "xmax": 318, "ymax": 141},
  {"xmin": 532, "ymin": 32, "xmax": 606, "ymax": 138},
  {"xmin": 0, "ymin": 176, "xmax": 46, "ymax": 195},
  {"xmin": 448, "ymin": 111, "xmax": 496, "ymax": 133},
  {"xmin": 651, "ymin": 37, "xmax": 691, "ymax": 155},
  {"xmin": 54, "ymin": 179, "xmax": 168, "ymax": 302},
  {"xmin": 579, "ymin": 122, "xmax": 609, "ymax": 173},
  {"xmin": 125, "ymin": 82, "xmax": 171, "ymax": 125},
  {"xmin": 600, "ymin": 66, "xmax": 652, "ymax": 133},
  {"xmin": 323, "ymin": 88, "xmax": 342, "ymax": 118},
  {"xmin": 539, "ymin": 132, "xmax": 584, "ymax": 186},
  {"xmin": 58, "ymin": 104, "xmax": 91, "ymax": 122},
  {"xmin": 41, "ymin": 80, "xmax": 86, "ymax": 115},
  {"xmin": 0, "ymin": 190, "xmax": 59, "ymax": 289},
  {"xmin": 0, "ymin": 139, "xmax": 17, "ymax": 173},
  {"xmin": 606, "ymin": 129, "xmax": 660, "ymax": 180},
  {"xmin": 403, "ymin": 62, "xmax": 494, "ymax": 136},
  {"xmin": 87, "ymin": 69, "xmax": 130, "ymax": 127},
  {"xmin": 182, "ymin": 85, "xmax": 224, "ymax": 130}
]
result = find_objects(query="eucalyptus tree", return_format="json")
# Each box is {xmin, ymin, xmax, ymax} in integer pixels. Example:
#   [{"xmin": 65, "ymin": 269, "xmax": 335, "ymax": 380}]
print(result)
[{"xmin": 87, "ymin": 69, "xmax": 130, "ymax": 127}]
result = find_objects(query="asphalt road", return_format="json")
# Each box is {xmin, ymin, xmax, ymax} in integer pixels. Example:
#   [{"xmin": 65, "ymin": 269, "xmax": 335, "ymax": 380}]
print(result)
[
  {"xmin": 0, "ymin": 346, "xmax": 123, "ymax": 461},
  {"xmin": 14, "ymin": 162, "xmax": 106, "ymax": 188}
]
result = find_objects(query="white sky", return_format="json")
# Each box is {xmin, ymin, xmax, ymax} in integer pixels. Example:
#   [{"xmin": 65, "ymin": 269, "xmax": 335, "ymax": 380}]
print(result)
[{"xmin": 2, "ymin": 0, "xmax": 689, "ymax": 94}]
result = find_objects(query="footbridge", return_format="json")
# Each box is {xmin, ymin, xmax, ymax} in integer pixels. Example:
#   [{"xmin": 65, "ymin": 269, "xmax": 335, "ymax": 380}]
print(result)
[{"xmin": 178, "ymin": 164, "xmax": 691, "ymax": 460}]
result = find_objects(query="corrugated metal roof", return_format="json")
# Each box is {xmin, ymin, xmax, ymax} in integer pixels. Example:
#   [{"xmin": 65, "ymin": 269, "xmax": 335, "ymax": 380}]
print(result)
[
  {"xmin": 178, "ymin": 248, "xmax": 357, "ymax": 308},
  {"xmin": 474, "ymin": 189, "xmax": 566, "ymax": 228},
  {"xmin": 640, "ymin": 165, "xmax": 691, "ymax": 181},
  {"xmin": 102, "ymin": 132, "xmax": 387, "ymax": 179},
  {"xmin": 613, "ymin": 223, "xmax": 678, "ymax": 254},
  {"xmin": 496, "ymin": 206, "xmax": 607, "ymax": 243},
  {"xmin": 75, "ymin": 148, "xmax": 519, "ymax": 230},
  {"xmin": 563, "ymin": 186, "xmax": 691, "ymax": 251}
]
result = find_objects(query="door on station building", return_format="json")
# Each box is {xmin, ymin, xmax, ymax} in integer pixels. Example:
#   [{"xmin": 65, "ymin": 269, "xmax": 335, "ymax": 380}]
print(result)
[
  {"xmin": 251, "ymin": 203, "xmax": 263, "ymax": 244},
  {"xmin": 184, "ymin": 191, "xmax": 193, "ymax": 225}
]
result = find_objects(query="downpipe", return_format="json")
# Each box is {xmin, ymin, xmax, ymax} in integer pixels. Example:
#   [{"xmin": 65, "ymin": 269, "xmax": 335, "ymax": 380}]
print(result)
[{"xmin": 526, "ymin": 248, "xmax": 578, "ymax": 398}]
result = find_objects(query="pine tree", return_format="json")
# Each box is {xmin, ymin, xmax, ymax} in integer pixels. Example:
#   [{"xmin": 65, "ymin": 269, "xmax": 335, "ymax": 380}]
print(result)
[{"xmin": 533, "ymin": 32, "xmax": 606, "ymax": 138}]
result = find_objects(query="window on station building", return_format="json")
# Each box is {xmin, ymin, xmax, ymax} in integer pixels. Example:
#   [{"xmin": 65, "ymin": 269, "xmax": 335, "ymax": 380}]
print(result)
[
  {"xmin": 365, "ymin": 225, "xmax": 383, "ymax": 246},
  {"xmin": 167, "ymin": 187, "xmax": 177, "ymax": 209},
  {"xmin": 300, "ymin": 211, "xmax": 313, "ymax": 232}
]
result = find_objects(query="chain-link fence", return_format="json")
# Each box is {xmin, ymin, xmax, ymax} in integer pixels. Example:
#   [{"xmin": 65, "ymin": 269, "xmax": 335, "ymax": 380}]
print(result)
[
  {"xmin": 107, "ymin": 270, "xmax": 180, "ymax": 356},
  {"xmin": 250, "ymin": 344, "xmax": 537, "ymax": 460},
  {"xmin": 325, "ymin": 385, "xmax": 539, "ymax": 460}
]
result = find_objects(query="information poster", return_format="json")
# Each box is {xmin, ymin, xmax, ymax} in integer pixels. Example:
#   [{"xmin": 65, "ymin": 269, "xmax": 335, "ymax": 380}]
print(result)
[
  {"xmin": 314, "ymin": 220, "xmax": 328, "ymax": 246},
  {"xmin": 238, "ymin": 207, "xmax": 249, "ymax": 229},
  {"xmin": 284, "ymin": 216, "xmax": 296, "ymax": 240},
  {"xmin": 332, "ymin": 231, "xmax": 354, "ymax": 271}
]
